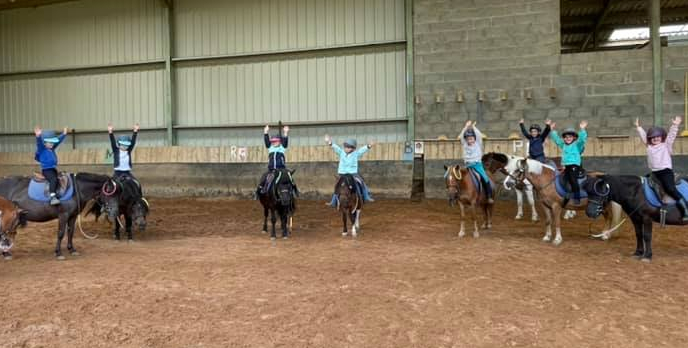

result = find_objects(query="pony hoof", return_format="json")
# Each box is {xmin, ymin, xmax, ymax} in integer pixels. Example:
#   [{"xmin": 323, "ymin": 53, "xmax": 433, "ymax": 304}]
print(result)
[
  {"xmin": 270, "ymin": 237, "xmax": 276, "ymax": 241},
  {"xmin": 56, "ymin": 255, "xmax": 66, "ymax": 261},
  {"xmin": 282, "ymin": 236, "xmax": 289, "ymax": 240},
  {"xmin": 70, "ymin": 251, "xmax": 80, "ymax": 256},
  {"xmin": 261, "ymin": 230, "xmax": 267, "ymax": 234},
  {"xmin": 458, "ymin": 231, "xmax": 465, "ymax": 238},
  {"xmin": 127, "ymin": 239, "xmax": 134, "ymax": 244},
  {"xmin": 3, "ymin": 255, "xmax": 12, "ymax": 261},
  {"xmin": 532, "ymin": 217, "xmax": 539, "ymax": 222},
  {"xmin": 542, "ymin": 236, "xmax": 551, "ymax": 243},
  {"xmin": 553, "ymin": 238, "xmax": 563, "ymax": 246},
  {"xmin": 342, "ymin": 232, "xmax": 348, "ymax": 237},
  {"xmin": 515, "ymin": 214, "xmax": 523, "ymax": 220},
  {"xmin": 473, "ymin": 233, "xmax": 479, "ymax": 238},
  {"xmin": 640, "ymin": 258, "xmax": 652, "ymax": 263}
]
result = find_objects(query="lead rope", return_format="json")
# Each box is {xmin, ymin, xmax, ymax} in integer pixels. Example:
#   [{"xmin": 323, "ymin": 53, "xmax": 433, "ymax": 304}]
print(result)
[{"xmin": 75, "ymin": 173, "xmax": 98, "ymax": 240}]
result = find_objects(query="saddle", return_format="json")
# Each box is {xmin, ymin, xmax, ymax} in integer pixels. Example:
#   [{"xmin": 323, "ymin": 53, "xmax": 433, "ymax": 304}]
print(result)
[
  {"xmin": 466, "ymin": 167, "xmax": 493, "ymax": 199},
  {"xmin": 262, "ymin": 169, "xmax": 297, "ymax": 197},
  {"xmin": 642, "ymin": 175, "xmax": 688, "ymax": 208},
  {"xmin": 554, "ymin": 170, "xmax": 588, "ymax": 199},
  {"xmin": 28, "ymin": 172, "xmax": 74, "ymax": 202}
]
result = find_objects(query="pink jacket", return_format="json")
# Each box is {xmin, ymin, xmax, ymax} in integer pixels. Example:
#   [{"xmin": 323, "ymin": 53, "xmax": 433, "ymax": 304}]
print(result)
[{"xmin": 637, "ymin": 124, "xmax": 679, "ymax": 171}]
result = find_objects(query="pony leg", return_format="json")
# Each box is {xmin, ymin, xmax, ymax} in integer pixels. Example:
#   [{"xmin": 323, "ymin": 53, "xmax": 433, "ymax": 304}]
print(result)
[
  {"xmin": 458, "ymin": 202, "xmax": 466, "ymax": 238},
  {"xmin": 632, "ymin": 219, "xmax": 644, "ymax": 258},
  {"xmin": 67, "ymin": 215, "xmax": 79, "ymax": 256},
  {"xmin": 542, "ymin": 203, "xmax": 552, "ymax": 243},
  {"xmin": 113, "ymin": 215, "xmax": 121, "ymax": 240},
  {"xmin": 552, "ymin": 204, "xmax": 563, "ymax": 246},
  {"xmin": 55, "ymin": 215, "xmax": 68, "ymax": 260},
  {"xmin": 526, "ymin": 186, "xmax": 539, "ymax": 222},
  {"xmin": 471, "ymin": 204, "xmax": 479, "ymax": 238},
  {"xmin": 2, "ymin": 251, "xmax": 12, "ymax": 261},
  {"xmin": 262, "ymin": 206, "xmax": 268, "ymax": 233},
  {"xmin": 515, "ymin": 189, "xmax": 524, "ymax": 220},
  {"xmin": 355, "ymin": 210, "xmax": 361, "ymax": 229},
  {"xmin": 270, "ymin": 209, "xmax": 277, "ymax": 240},
  {"xmin": 342, "ymin": 212, "xmax": 348, "ymax": 236},
  {"xmin": 641, "ymin": 219, "xmax": 653, "ymax": 262},
  {"xmin": 351, "ymin": 211, "xmax": 358, "ymax": 237},
  {"xmin": 281, "ymin": 211, "xmax": 289, "ymax": 239},
  {"xmin": 126, "ymin": 215, "xmax": 133, "ymax": 241}
]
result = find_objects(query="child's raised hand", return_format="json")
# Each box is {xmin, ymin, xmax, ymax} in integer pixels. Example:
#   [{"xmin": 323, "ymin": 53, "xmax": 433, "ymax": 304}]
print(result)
[
  {"xmin": 283, "ymin": 125, "xmax": 290, "ymax": 134},
  {"xmin": 464, "ymin": 120, "xmax": 473, "ymax": 128},
  {"xmin": 108, "ymin": 123, "xmax": 114, "ymax": 133},
  {"xmin": 63, "ymin": 127, "xmax": 69, "ymax": 135},
  {"xmin": 634, "ymin": 118, "xmax": 640, "ymax": 128},
  {"xmin": 550, "ymin": 122, "xmax": 556, "ymax": 130},
  {"xmin": 579, "ymin": 120, "xmax": 588, "ymax": 129},
  {"xmin": 519, "ymin": 118, "xmax": 524, "ymax": 124},
  {"xmin": 34, "ymin": 127, "xmax": 42, "ymax": 137},
  {"xmin": 545, "ymin": 119, "xmax": 552, "ymax": 126},
  {"xmin": 672, "ymin": 116, "xmax": 682, "ymax": 126},
  {"xmin": 368, "ymin": 140, "xmax": 376, "ymax": 147},
  {"xmin": 324, "ymin": 134, "xmax": 331, "ymax": 144},
  {"xmin": 133, "ymin": 123, "xmax": 140, "ymax": 132},
  {"xmin": 264, "ymin": 125, "xmax": 270, "ymax": 134}
]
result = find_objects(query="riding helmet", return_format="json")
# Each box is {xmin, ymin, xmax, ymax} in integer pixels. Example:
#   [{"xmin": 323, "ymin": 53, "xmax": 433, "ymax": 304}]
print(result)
[
  {"xmin": 41, "ymin": 130, "xmax": 60, "ymax": 144},
  {"xmin": 343, "ymin": 139, "xmax": 357, "ymax": 148},
  {"xmin": 529, "ymin": 124, "xmax": 542, "ymax": 133},
  {"xmin": 117, "ymin": 135, "xmax": 132, "ymax": 147},
  {"xmin": 561, "ymin": 128, "xmax": 578, "ymax": 139},
  {"xmin": 463, "ymin": 129, "xmax": 476, "ymax": 139},
  {"xmin": 646, "ymin": 126, "xmax": 667, "ymax": 142}
]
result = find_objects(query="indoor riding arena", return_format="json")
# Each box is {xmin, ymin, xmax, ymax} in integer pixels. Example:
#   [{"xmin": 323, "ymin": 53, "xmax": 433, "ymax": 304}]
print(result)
[{"xmin": 1, "ymin": 1, "xmax": 688, "ymax": 347}]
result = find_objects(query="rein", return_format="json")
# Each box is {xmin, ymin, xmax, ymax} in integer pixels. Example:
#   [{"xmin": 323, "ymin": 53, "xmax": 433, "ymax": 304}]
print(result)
[{"xmin": 102, "ymin": 179, "xmax": 118, "ymax": 196}]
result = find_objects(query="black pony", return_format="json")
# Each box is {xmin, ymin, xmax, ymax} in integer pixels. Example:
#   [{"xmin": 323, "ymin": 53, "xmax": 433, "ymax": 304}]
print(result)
[
  {"xmin": 0, "ymin": 173, "xmax": 109, "ymax": 260},
  {"xmin": 99, "ymin": 176, "xmax": 149, "ymax": 241},
  {"xmin": 584, "ymin": 175, "xmax": 688, "ymax": 262},
  {"xmin": 259, "ymin": 168, "xmax": 296, "ymax": 240}
]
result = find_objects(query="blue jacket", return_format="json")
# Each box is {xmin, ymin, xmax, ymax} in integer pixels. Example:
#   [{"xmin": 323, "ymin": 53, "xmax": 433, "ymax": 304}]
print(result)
[
  {"xmin": 265, "ymin": 134, "xmax": 288, "ymax": 170},
  {"xmin": 520, "ymin": 123, "xmax": 550, "ymax": 160},
  {"xmin": 35, "ymin": 134, "xmax": 66, "ymax": 170},
  {"xmin": 550, "ymin": 129, "xmax": 587, "ymax": 166},
  {"xmin": 332, "ymin": 143, "xmax": 370, "ymax": 174}
]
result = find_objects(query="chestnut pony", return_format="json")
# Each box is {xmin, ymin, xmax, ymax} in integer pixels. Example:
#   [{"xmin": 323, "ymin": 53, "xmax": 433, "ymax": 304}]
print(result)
[{"xmin": 444, "ymin": 165, "xmax": 494, "ymax": 238}]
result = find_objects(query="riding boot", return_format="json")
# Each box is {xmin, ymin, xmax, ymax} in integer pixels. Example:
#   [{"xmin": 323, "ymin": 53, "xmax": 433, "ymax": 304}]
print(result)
[
  {"xmin": 362, "ymin": 185, "xmax": 374, "ymax": 202},
  {"xmin": 49, "ymin": 192, "xmax": 60, "ymax": 206},
  {"xmin": 677, "ymin": 198, "xmax": 688, "ymax": 222}
]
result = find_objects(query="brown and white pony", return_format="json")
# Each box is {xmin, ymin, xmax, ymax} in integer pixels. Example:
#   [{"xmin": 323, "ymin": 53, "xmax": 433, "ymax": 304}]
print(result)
[
  {"xmin": 444, "ymin": 165, "xmax": 494, "ymax": 238},
  {"xmin": 501, "ymin": 157, "xmax": 623, "ymax": 245},
  {"xmin": 0, "ymin": 197, "xmax": 28, "ymax": 260},
  {"xmin": 334, "ymin": 174, "xmax": 362, "ymax": 237}
]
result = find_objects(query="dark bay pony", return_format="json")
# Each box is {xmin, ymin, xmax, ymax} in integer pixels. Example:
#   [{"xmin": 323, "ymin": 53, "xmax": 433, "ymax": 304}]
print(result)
[
  {"xmin": 334, "ymin": 174, "xmax": 363, "ymax": 237},
  {"xmin": 259, "ymin": 168, "xmax": 296, "ymax": 240},
  {"xmin": 0, "ymin": 198, "xmax": 28, "ymax": 260},
  {"xmin": 444, "ymin": 164, "xmax": 494, "ymax": 238},
  {"xmin": 0, "ymin": 173, "xmax": 109, "ymax": 260},
  {"xmin": 100, "ymin": 176, "xmax": 149, "ymax": 241},
  {"xmin": 584, "ymin": 175, "xmax": 688, "ymax": 262}
]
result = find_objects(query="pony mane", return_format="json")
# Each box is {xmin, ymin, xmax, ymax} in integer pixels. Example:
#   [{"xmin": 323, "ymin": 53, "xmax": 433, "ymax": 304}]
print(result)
[{"xmin": 76, "ymin": 172, "xmax": 110, "ymax": 183}]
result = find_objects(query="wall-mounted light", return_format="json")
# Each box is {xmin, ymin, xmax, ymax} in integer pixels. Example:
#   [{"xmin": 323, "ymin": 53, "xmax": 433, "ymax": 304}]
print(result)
[
  {"xmin": 548, "ymin": 87, "xmax": 557, "ymax": 99},
  {"xmin": 672, "ymin": 81, "xmax": 681, "ymax": 93},
  {"xmin": 435, "ymin": 94, "xmax": 443, "ymax": 104},
  {"xmin": 499, "ymin": 90, "xmax": 508, "ymax": 101},
  {"xmin": 456, "ymin": 90, "xmax": 464, "ymax": 103},
  {"xmin": 414, "ymin": 96, "xmax": 421, "ymax": 104},
  {"xmin": 524, "ymin": 89, "xmax": 533, "ymax": 100},
  {"xmin": 477, "ymin": 90, "xmax": 485, "ymax": 102}
]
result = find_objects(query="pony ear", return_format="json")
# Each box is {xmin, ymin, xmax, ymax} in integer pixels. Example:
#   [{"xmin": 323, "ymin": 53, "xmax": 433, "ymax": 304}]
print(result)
[
  {"xmin": 18, "ymin": 210, "xmax": 28, "ymax": 227},
  {"xmin": 444, "ymin": 165, "xmax": 448, "ymax": 171},
  {"xmin": 290, "ymin": 169, "xmax": 296, "ymax": 175}
]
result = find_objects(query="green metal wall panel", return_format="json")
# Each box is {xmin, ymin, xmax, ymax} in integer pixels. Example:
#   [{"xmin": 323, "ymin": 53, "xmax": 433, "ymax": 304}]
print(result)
[
  {"xmin": 174, "ymin": 0, "xmax": 405, "ymax": 58},
  {"xmin": 0, "ymin": 0, "xmax": 165, "ymax": 73},
  {"xmin": 0, "ymin": 67, "xmax": 165, "ymax": 133},
  {"xmin": 175, "ymin": 45, "xmax": 406, "ymax": 126}
]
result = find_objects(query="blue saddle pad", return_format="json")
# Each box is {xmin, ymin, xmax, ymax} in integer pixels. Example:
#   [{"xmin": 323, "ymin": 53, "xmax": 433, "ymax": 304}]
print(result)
[
  {"xmin": 643, "ymin": 178, "xmax": 688, "ymax": 208},
  {"xmin": 554, "ymin": 171, "xmax": 588, "ymax": 199},
  {"xmin": 28, "ymin": 175, "xmax": 74, "ymax": 202}
]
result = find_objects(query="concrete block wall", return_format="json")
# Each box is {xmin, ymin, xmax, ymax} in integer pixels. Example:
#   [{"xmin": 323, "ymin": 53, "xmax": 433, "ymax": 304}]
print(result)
[{"xmin": 414, "ymin": 0, "xmax": 688, "ymax": 139}]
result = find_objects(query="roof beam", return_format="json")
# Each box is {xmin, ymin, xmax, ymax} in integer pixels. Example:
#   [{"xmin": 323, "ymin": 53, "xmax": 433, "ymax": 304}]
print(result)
[
  {"xmin": 580, "ymin": 0, "xmax": 614, "ymax": 51},
  {"xmin": 0, "ymin": 0, "xmax": 77, "ymax": 10}
]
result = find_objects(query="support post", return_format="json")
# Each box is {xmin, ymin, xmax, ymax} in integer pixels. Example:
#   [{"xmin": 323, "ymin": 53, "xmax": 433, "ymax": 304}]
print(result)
[
  {"xmin": 650, "ymin": 0, "xmax": 663, "ymax": 126},
  {"xmin": 162, "ymin": 0, "xmax": 176, "ymax": 145},
  {"xmin": 405, "ymin": 0, "xmax": 414, "ymax": 142}
]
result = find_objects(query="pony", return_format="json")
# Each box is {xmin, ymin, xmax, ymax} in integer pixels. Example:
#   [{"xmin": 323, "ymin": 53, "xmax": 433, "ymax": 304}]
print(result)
[
  {"xmin": 0, "ymin": 198, "xmax": 28, "ymax": 260},
  {"xmin": 495, "ymin": 155, "xmax": 623, "ymax": 245},
  {"xmin": 333, "ymin": 174, "xmax": 363, "ymax": 237},
  {"xmin": 584, "ymin": 175, "xmax": 688, "ymax": 262},
  {"xmin": 100, "ymin": 176, "xmax": 149, "ymax": 241},
  {"xmin": 444, "ymin": 164, "xmax": 494, "ymax": 238},
  {"xmin": 0, "ymin": 173, "xmax": 109, "ymax": 260},
  {"xmin": 259, "ymin": 168, "xmax": 296, "ymax": 240},
  {"xmin": 483, "ymin": 153, "xmax": 576, "ymax": 221}
]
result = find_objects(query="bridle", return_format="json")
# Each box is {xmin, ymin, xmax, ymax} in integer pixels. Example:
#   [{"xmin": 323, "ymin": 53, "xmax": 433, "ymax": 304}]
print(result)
[{"xmin": 588, "ymin": 178, "xmax": 611, "ymax": 216}]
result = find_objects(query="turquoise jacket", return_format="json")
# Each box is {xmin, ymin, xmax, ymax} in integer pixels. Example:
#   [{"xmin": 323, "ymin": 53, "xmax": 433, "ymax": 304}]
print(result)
[
  {"xmin": 331, "ymin": 143, "xmax": 370, "ymax": 174},
  {"xmin": 549, "ymin": 129, "xmax": 587, "ymax": 166}
]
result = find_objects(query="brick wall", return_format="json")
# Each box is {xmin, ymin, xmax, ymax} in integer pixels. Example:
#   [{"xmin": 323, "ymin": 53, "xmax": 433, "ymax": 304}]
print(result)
[{"xmin": 413, "ymin": 0, "xmax": 688, "ymax": 139}]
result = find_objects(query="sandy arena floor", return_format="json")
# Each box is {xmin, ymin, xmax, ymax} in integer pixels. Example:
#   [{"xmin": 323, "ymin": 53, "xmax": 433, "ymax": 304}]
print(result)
[{"xmin": 1, "ymin": 198, "xmax": 688, "ymax": 348}]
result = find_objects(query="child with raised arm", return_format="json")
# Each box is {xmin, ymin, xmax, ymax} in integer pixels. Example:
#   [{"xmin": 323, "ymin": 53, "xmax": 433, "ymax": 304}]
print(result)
[
  {"xmin": 324, "ymin": 135, "xmax": 375, "ymax": 205},
  {"xmin": 459, "ymin": 120, "xmax": 493, "ymax": 204},
  {"xmin": 34, "ymin": 126, "xmax": 69, "ymax": 206},
  {"xmin": 548, "ymin": 120, "xmax": 588, "ymax": 207}
]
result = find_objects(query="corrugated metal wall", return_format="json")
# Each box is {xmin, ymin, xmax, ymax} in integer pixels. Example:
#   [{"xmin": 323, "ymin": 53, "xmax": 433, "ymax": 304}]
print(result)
[{"xmin": 0, "ymin": 0, "xmax": 408, "ymax": 152}]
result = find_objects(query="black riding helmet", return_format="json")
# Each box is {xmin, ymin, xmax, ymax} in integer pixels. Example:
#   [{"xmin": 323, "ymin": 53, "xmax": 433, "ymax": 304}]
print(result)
[
  {"xmin": 463, "ymin": 129, "xmax": 476, "ymax": 139},
  {"xmin": 646, "ymin": 126, "xmax": 667, "ymax": 143},
  {"xmin": 529, "ymin": 124, "xmax": 542, "ymax": 133},
  {"xmin": 561, "ymin": 127, "xmax": 578, "ymax": 139}
]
